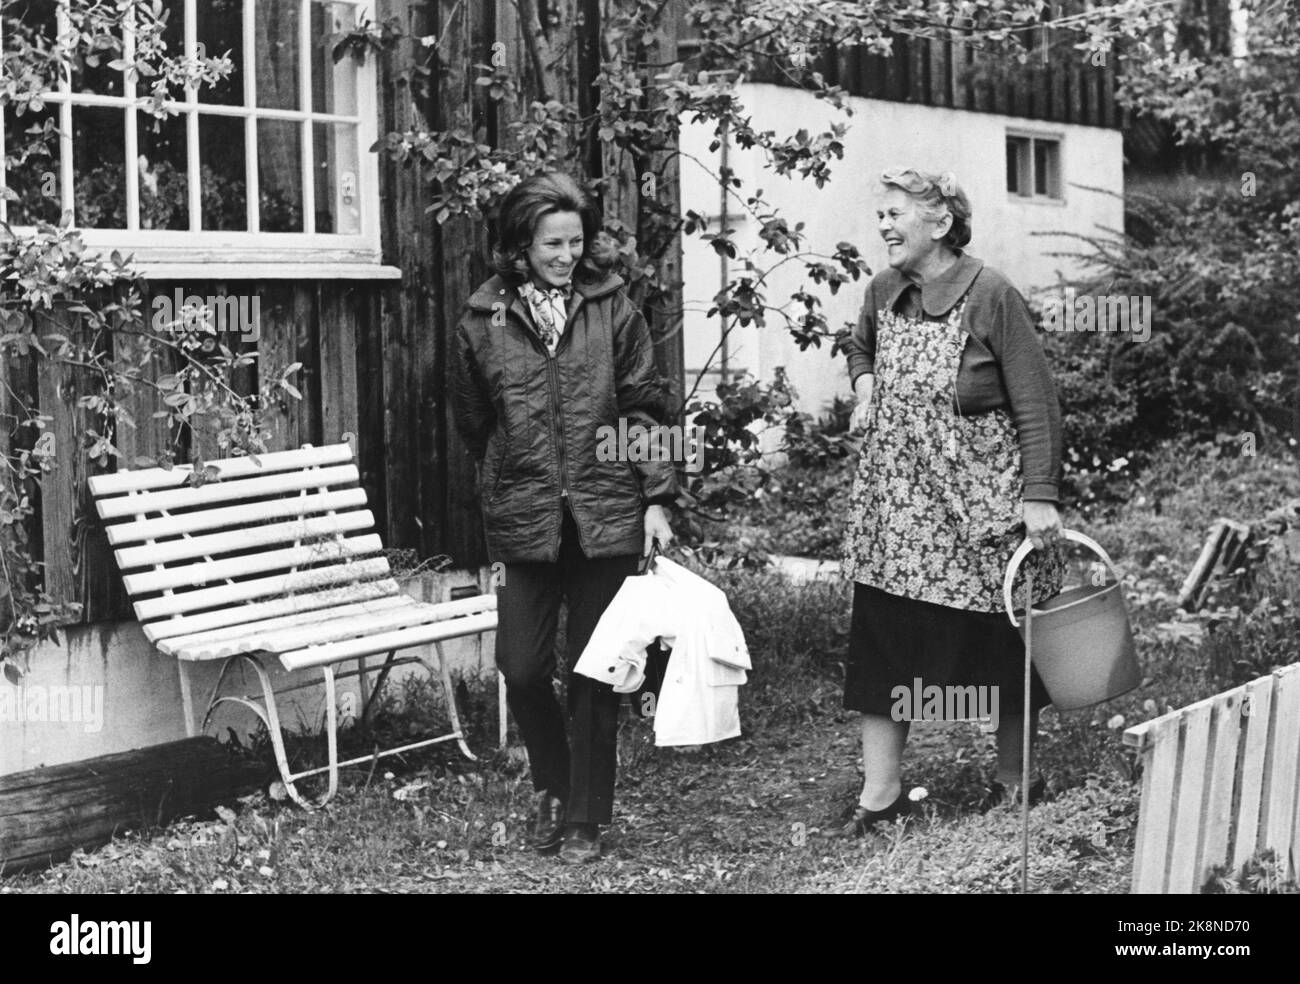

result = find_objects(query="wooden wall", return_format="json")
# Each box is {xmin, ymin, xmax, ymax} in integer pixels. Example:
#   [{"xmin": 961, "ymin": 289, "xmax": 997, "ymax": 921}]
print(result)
[
  {"xmin": 11, "ymin": 281, "xmax": 382, "ymax": 625},
  {"xmin": 695, "ymin": 14, "xmax": 1120, "ymax": 130}
]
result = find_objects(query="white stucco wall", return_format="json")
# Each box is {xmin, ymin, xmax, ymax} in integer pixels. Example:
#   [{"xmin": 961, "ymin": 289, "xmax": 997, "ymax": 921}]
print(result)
[
  {"xmin": 0, "ymin": 570, "xmax": 499, "ymax": 776},
  {"xmin": 679, "ymin": 82, "xmax": 1124, "ymax": 422}
]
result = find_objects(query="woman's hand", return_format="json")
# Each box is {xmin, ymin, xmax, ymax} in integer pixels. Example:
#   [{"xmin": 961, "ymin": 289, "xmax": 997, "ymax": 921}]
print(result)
[
  {"xmin": 849, "ymin": 374, "xmax": 874, "ymax": 432},
  {"xmin": 1023, "ymin": 500, "xmax": 1062, "ymax": 551},
  {"xmin": 644, "ymin": 504, "xmax": 674, "ymax": 556}
]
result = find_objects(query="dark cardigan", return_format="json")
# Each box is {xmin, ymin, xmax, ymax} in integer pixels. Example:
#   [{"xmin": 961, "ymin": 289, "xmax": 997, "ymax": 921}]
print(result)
[{"xmin": 843, "ymin": 252, "xmax": 1063, "ymax": 503}]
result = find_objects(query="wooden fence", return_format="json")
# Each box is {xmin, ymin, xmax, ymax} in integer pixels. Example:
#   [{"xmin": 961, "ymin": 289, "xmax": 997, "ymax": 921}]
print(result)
[
  {"xmin": 687, "ymin": 0, "xmax": 1120, "ymax": 130},
  {"xmin": 1124, "ymin": 662, "xmax": 1300, "ymax": 893}
]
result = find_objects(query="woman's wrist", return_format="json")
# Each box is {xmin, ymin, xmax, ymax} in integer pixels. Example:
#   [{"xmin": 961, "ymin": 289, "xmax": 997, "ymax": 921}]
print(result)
[{"xmin": 853, "ymin": 373, "xmax": 874, "ymax": 401}]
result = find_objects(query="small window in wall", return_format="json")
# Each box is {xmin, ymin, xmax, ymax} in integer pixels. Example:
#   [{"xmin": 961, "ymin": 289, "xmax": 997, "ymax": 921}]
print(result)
[{"xmin": 1006, "ymin": 134, "xmax": 1061, "ymax": 200}]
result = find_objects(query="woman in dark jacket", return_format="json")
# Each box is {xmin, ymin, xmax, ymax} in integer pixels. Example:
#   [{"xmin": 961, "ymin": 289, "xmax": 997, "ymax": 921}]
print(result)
[
  {"xmin": 831, "ymin": 167, "xmax": 1067, "ymax": 836},
  {"xmin": 450, "ymin": 172, "xmax": 677, "ymax": 863}
]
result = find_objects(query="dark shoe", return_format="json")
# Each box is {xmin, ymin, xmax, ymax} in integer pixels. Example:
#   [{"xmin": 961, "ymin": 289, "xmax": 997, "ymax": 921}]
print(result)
[
  {"xmin": 529, "ymin": 791, "xmax": 566, "ymax": 852},
  {"xmin": 825, "ymin": 791, "xmax": 912, "ymax": 839},
  {"xmin": 558, "ymin": 823, "xmax": 601, "ymax": 864},
  {"xmin": 980, "ymin": 777, "xmax": 1047, "ymax": 812}
]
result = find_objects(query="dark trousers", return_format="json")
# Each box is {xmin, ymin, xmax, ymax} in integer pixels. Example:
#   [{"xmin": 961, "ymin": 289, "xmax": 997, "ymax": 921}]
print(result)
[{"xmin": 495, "ymin": 505, "xmax": 639, "ymax": 825}]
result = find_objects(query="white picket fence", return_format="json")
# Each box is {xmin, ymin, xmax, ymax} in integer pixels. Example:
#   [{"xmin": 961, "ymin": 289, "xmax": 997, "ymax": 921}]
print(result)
[{"xmin": 1123, "ymin": 661, "xmax": 1300, "ymax": 893}]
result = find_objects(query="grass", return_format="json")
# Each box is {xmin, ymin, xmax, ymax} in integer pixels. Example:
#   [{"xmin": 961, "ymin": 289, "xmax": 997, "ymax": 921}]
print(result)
[{"xmin": 2, "ymin": 443, "xmax": 1297, "ymax": 894}]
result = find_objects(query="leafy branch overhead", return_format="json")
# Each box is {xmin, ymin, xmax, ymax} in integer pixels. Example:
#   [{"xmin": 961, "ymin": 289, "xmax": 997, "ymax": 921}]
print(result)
[{"xmin": 369, "ymin": 0, "xmax": 1177, "ymax": 449}]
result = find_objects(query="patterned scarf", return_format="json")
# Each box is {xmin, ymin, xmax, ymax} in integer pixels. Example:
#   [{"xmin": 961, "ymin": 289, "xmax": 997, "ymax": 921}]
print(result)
[{"xmin": 518, "ymin": 280, "xmax": 574, "ymax": 355}]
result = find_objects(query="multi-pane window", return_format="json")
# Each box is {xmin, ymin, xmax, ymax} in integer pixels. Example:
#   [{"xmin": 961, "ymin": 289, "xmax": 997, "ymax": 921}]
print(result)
[
  {"xmin": 0, "ymin": 0, "xmax": 381, "ymax": 267},
  {"xmin": 1006, "ymin": 133, "xmax": 1062, "ymax": 201}
]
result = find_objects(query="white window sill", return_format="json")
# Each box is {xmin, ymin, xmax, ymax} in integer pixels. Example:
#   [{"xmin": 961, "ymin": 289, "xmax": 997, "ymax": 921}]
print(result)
[
  {"xmin": 1007, "ymin": 194, "xmax": 1066, "ymax": 206},
  {"xmin": 133, "ymin": 261, "xmax": 403, "ymax": 281}
]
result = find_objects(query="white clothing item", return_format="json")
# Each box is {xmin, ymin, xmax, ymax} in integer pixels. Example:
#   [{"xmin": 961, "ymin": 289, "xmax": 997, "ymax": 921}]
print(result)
[
  {"xmin": 573, "ymin": 574, "xmax": 672, "ymax": 693},
  {"xmin": 648, "ymin": 558, "xmax": 750, "ymax": 746},
  {"xmin": 574, "ymin": 556, "xmax": 752, "ymax": 746}
]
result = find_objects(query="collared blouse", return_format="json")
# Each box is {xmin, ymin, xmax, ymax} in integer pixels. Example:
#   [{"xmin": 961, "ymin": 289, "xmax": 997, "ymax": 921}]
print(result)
[{"xmin": 843, "ymin": 252, "xmax": 1063, "ymax": 502}]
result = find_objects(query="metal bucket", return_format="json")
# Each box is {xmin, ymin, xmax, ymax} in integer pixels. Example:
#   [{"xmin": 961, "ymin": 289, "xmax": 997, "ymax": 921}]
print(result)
[{"xmin": 1002, "ymin": 530, "xmax": 1141, "ymax": 711}]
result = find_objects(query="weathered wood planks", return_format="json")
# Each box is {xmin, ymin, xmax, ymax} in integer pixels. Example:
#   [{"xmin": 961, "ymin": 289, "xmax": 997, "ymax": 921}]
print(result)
[
  {"xmin": 1125, "ymin": 662, "xmax": 1300, "ymax": 893},
  {"xmin": 0, "ymin": 736, "xmax": 268, "ymax": 874}
]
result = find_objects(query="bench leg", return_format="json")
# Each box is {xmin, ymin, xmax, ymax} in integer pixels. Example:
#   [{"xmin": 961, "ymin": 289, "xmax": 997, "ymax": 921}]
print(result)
[
  {"xmin": 360, "ymin": 649, "xmax": 398, "ymax": 727},
  {"xmin": 499, "ymin": 671, "xmax": 508, "ymax": 750},
  {"xmin": 200, "ymin": 656, "xmax": 246, "ymax": 735},
  {"xmin": 356, "ymin": 655, "xmax": 370, "ymax": 715},
  {"xmin": 319, "ymin": 665, "xmax": 340, "ymax": 806},
  {"xmin": 177, "ymin": 660, "xmax": 199, "ymax": 738},
  {"xmin": 206, "ymin": 654, "xmax": 339, "ymax": 811},
  {"xmin": 474, "ymin": 631, "xmax": 507, "ymax": 750},
  {"xmin": 417, "ymin": 641, "xmax": 476, "ymax": 762}
]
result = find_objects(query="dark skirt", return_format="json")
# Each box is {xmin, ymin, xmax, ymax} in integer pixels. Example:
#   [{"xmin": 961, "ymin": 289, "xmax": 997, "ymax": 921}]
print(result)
[{"xmin": 843, "ymin": 582, "xmax": 1051, "ymax": 718}]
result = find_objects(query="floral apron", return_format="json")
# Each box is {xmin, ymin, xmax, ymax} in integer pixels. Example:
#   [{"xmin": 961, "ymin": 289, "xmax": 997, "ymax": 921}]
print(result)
[{"xmin": 841, "ymin": 288, "xmax": 1063, "ymax": 612}]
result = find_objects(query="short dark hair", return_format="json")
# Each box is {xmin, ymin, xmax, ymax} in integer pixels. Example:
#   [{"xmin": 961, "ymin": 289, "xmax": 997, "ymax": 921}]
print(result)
[{"xmin": 489, "ymin": 172, "xmax": 615, "ymax": 283}]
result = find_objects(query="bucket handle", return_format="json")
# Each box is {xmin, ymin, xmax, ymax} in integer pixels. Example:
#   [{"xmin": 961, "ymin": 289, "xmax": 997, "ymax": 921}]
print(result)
[{"xmin": 1002, "ymin": 528, "xmax": 1122, "ymax": 628}]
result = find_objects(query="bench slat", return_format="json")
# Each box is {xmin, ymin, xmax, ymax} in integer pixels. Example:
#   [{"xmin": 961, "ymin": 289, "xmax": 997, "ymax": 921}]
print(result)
[
  {"xmin": 254, "ymin": 596, "xmax": 497, "ymax": 653},
  {"xmin": 258, "ymin": 608, "xmax": 456, "ymax": 655},
  {"xmin": 280, "ymin": 611, "xmax": 500, "ymax": 671},
  {"xmin": 114, "ymin": 510, "xmax": 375, "ymax": 568},
  {"xmin": 134, "ymin": 557, "xmax": 392, "ymax": 621},
  {"xmin": 161, "ymin": 595, "xmax": 419, "ymax": 658},
  {"xmin": 145, "ymin": 579, "xmax": 403, "ymax": 644},
  {"xmin": 105, "ymin": 488, "xmax": 368, "ymax": 545},
  {"xmin": 87, "ymin": 443, "xmax": 354, "ymax": 496},
  {"xmin": 122, "ymin": 534, "xmax": 384, "ymax": 594},
  {"xmin": 405, "ymin": 594, "xmax": 497, "ymax": 618},
  {"xmin": 96, "ymin": 464, "xmax": 359, "ymax": 519}
]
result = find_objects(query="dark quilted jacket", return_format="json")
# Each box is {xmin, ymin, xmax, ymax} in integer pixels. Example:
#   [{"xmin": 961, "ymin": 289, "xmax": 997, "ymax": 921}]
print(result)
[{"xmin": 450, "ymin": 271, "xmax": 678, "ymax": 563}]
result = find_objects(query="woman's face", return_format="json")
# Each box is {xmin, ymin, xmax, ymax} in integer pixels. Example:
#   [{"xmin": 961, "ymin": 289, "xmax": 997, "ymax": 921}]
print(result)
[
  {"xmin": 877, "ymin": 188, "xmax": 949, "ymax": 274},
  {"xmin": 525, "ymin": 210, "xmax": 584, "ymax": 287}
]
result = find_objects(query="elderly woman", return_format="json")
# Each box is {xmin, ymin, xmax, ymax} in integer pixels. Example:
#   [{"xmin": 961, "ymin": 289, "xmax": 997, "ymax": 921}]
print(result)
[
  {"xmin": 450, "ymin": 172, "xmax": 677, "ymax": 862},
  {"xmin": 831, "ymin": 167, "xmax": 1066, "ymax": 836}
]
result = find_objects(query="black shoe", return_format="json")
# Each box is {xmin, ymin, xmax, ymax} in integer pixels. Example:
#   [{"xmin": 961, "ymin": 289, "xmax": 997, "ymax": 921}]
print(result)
[
  {"xmin": 529, "ymin": 791, "xmax": 566, "ymax": 852},
  {"xmin": 559, "ymin": 823, "xmax": 601, "ymax": 864},
  {"xmin": 980, "ymin": 777, "xmax": 1047, "ymax": 812},
  {"xmin": 825, "ymin": 791, "xmax": 912, "ymax": 839}
]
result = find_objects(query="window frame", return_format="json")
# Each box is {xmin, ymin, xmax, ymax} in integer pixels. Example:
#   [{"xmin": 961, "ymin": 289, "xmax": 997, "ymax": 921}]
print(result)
[
  {"xmin": 1006, "ymin": 130, "xmax": 1064, "ymax": 204},
  {"xmin": 0, "ymin": 0, "xmax": 391, "ymax": 275}
]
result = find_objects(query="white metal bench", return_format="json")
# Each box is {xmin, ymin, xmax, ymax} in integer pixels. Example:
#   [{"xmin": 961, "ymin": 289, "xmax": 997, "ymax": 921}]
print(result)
[{"xmin": 88, "ymin": 442, "xmax": 499, "ymax": 809}]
